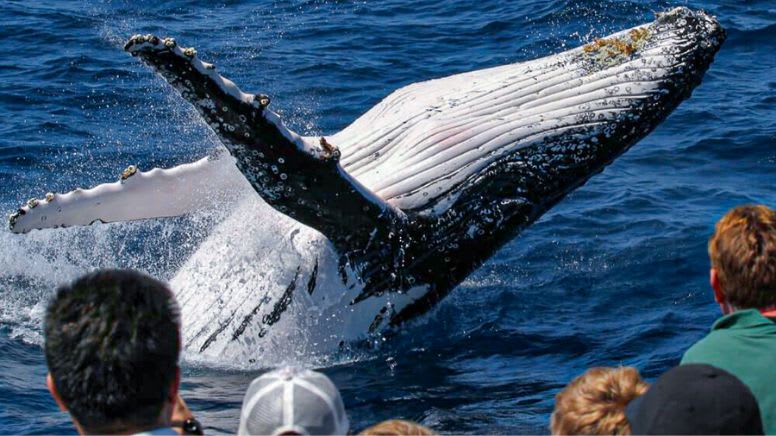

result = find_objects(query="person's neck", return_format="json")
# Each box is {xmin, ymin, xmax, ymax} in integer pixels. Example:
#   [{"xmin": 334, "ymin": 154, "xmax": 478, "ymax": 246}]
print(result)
[
  {"xmin": 759, "ymin": 305, "xmax": 776, "ymax": 318},
  {"xmin": 77, "ymin": 416, "xmax": 170, "ymax": 435},
  {"xmin": 720, "ymin": 304, "xmax": 776, "ymax": 318}
]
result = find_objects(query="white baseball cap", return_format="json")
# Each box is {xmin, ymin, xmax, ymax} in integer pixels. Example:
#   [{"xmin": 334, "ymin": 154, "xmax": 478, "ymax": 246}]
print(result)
[{"xmin": 238, "ymin": 367, "xmax": 349, "ymax": 435}]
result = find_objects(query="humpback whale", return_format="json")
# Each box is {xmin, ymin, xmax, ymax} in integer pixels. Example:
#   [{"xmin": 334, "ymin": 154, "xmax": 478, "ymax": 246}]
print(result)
[{"xmin": 9, "ymin": 8, "xmax": 724, "ymax": 363}]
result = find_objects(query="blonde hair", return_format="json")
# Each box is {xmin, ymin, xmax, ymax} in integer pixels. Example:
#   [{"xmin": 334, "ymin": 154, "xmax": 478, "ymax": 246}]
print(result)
[
  {"xmin": 359, "ymin": 419, "xmax": 436, "ymax": 435},
  {"xmin": 551, "ymin": 366, "xmax": 648, "ymax": 435},
  {"xmin": 709, "ymin": 204, "xmax": 776, "ymax": 309}
]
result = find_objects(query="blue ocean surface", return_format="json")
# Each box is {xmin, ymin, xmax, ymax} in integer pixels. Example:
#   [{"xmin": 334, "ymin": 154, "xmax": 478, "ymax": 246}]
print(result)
[{"xmin": 0, "ymin": 0, "xmax": 774, "ymax": 433}]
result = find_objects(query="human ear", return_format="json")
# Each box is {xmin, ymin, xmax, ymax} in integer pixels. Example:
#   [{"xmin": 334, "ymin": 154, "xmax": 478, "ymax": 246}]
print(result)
[
  {"xmin": 710, "ymin": 268, "xmax": 733, "ymax": 314},
  {"xmin": 710, "ymin": 268, "xmax": 725, "ymax": 304},
  {"xmin": 169, "ymin": 366, "xmax": 181, "ymax": 402},
  {"xmin": 46, "ymin": 373, "xmax": 67, "ymax": 412}
]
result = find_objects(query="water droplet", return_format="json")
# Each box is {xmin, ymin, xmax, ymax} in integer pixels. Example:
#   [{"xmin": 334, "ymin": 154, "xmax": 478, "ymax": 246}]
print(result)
[{"xmin": 386, "ymin": 356, "xmax": 397, "ymax": 373}]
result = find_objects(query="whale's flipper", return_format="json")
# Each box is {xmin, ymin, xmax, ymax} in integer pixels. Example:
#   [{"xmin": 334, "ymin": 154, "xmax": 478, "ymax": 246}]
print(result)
[
  {"xmin": 121, "ymin": 35, "xmax": 408, "ymax": 268},
  {"xmin": 9, "ymin": 152, "xmax": 246, "ymax": 233}
]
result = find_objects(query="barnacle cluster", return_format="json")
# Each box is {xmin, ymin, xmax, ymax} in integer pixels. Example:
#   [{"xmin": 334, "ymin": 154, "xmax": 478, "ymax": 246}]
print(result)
[
  {"xmin": 320, "ymin": 137, "xmax": 340, "ymax": 160},
  {"xmin": 8, "ymin": 209, "xmax": 23, "ymax": 230},
  {"xmin": 121, "ymin": 165, "xmax": 138, "ymax": 181},
  {"xmin": 629, "ymin": 27, "xmax": 650, "ymax": 45},
  {"xmin": 582, "ymin": 26, "xmax": 651, "ymax": 67},
  {"xmin": 256, "ymin": 94, "xmax": 271, "ymax": 107},
  {"xmin": 584, "ymin": 38, "xmax": 635, "ymax": 56}
]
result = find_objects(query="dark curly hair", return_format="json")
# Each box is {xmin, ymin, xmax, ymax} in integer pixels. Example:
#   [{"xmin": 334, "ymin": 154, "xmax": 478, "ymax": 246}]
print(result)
[{"xmin": 44, "ymin": 269, "xmax": 181, "ymax": 433}]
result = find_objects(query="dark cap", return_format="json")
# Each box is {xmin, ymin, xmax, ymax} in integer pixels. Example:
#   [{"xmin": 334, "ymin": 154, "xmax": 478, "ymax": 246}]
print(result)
[{"xmin": 626, "ymin": 364, "xmax": 763, "ymax": 435}]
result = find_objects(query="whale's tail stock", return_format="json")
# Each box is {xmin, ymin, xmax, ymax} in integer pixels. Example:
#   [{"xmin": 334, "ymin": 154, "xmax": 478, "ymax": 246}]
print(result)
[{"xmin": 9, "ymin": 8, "xmax": 724, "ymax": 323}]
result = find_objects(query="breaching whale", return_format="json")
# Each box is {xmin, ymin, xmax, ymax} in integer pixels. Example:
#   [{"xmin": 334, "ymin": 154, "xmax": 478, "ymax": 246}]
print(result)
[{"xmin": 9, "ymin": 8, "xmax": 724, "ymax": 363}]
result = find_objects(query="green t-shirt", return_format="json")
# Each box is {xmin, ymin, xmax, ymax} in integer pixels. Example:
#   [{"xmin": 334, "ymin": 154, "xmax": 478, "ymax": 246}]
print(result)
[{"xmin": 681, "ymin": 309, "xmax": 776, "ymax": 434}]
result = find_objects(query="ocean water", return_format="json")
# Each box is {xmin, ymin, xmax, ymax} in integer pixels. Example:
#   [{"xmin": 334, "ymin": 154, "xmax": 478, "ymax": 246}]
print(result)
[{"xmin": 0, "ymin": 0, "xmax": 774, "ymax": 433}]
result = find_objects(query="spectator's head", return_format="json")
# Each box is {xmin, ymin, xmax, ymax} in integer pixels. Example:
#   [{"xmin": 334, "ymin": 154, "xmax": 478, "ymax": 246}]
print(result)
[
  {"xmin": 708, "ymin": 204, "xmax": 776, "ymax": 313},
  {"xmin": 238, "ymin": 367, "xmax": 348, "ymax": 436},
  {"xmin": 626, "ymin": 364, "xmax": 763, "ymax": 434},
  {"xmin": 44, "ymin": 269, "xmax": 182, "ymax": 434},
  {"xmin": 550, "ymin": 366, "xmax": 647, "ymax": 435},
  {"xmin": 359, "ymin": 419, "xmax": 435, "ymax": 435}
]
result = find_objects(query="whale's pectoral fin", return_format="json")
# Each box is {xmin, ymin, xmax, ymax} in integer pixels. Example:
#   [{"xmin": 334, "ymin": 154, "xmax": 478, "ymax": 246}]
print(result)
[
  {"xmin": 8, "ymin": 152, "xmax": 245, "ymax": 233},
  {"xmin": 124, "ymin": 35, "xmax": 408, "ymax": 263}
]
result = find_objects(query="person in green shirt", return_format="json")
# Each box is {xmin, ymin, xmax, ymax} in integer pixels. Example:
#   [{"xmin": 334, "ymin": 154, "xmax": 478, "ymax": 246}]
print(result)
[{"xmin": 681, "ymin": 204, "xmax": 776, "ymax": 434}]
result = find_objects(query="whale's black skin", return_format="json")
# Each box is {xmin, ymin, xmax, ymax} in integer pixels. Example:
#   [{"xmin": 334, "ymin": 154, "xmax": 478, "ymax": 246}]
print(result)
[{"xmin": 122, "ymin": 8, "xmax": 725, "ymax": 326}]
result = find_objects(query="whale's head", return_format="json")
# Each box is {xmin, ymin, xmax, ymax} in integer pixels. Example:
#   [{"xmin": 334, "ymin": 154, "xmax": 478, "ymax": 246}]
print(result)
[
  {"xmin": 578, "ymin": 7, "xmax": 725, "ymax": 98},
  {"xmin": 387, "ymin": 8, "xmax": 727, "ymax": 321},
  {"xmin": 473, "ymin": 6, "xmax": 728, "ymax": 212},
  {"xmin": 543, "ymin": 6, "xmax": 727, "ymax": 172}
]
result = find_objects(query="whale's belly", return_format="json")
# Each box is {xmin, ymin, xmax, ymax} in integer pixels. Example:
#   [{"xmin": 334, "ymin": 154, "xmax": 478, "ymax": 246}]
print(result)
[{"xmin": 170, "ymin": 194, "xmax": 426, "ymax": 365}]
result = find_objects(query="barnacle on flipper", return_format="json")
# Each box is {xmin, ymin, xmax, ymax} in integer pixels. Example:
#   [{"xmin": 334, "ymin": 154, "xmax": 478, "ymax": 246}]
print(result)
[
  {"xmin": 121, "ymin": 165, "xmax": 138, "ymax": 181},
  {"xmin": 255, "ymin": 94, "xmax": 271, "ymax": 107},
  {"xmin": 8, "ymin": 210, "xmax": 22, "ymax": 230},
  {"xmin": 582, "ymin": 26, "xmax": 651, "ymax": 67},
  {"xmin": 320, "ymin": 137, "xmax": 340, "ymax": 161}
]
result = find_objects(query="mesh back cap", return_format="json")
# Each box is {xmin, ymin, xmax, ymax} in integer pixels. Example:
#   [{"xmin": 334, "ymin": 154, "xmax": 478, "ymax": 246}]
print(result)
[{"xmin": 238, "ymin": 367, "xmax": 349, "ymax": 435}]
